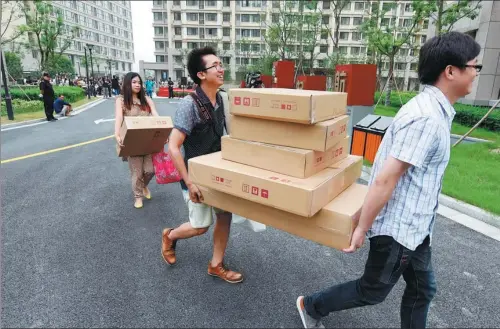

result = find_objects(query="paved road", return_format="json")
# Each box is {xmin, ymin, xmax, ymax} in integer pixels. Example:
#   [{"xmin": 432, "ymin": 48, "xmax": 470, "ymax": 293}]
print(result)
[{"xmin": 2, "ymin": 98, "xmax": 500, "ymax": 328}]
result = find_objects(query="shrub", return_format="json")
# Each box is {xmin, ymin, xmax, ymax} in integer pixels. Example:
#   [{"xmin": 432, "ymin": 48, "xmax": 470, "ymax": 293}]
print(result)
[
  {"xmin": 1, "ymin": 99, "xmax": 43, "ymax": 116},
  {"xmin": 1, "ymin": 86, "xmax": 85, "ymax": 103},
  {"xmin": 374, "ymin": 91, "xmax": 500, "ymax": 132}
]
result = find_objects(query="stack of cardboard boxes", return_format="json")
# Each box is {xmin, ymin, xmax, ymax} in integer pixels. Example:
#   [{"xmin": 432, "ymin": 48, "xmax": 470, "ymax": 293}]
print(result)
[{"xmin": 188, "ymin": 88, "xmax": 368, "ymax": 250}]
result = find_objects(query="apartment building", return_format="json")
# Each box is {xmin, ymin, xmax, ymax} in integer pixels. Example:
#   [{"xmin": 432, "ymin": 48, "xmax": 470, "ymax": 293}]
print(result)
[
  {"xmin": 2, "ymin": 0, "xmax": 134, "ymax": 78},
  {"xmin": 144, "ymin": 0, "xmax": 427, "ymax": 89}
]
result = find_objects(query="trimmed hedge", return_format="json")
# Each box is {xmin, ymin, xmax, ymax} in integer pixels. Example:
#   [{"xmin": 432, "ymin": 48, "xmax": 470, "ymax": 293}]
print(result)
[
  {"xmin": 1, "ymin": 99, "xmax": 43, "ymax": 116},
  {"xmin": 1, "ymin": 86, "xmax": 85, "ymax": 103},
  {"xmin": 375, "ymin": 91, "xmax": 500, "ymax": 132}
]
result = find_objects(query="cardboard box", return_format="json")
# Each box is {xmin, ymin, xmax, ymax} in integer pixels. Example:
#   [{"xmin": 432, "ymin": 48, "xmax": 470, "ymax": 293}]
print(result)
[
  {"xmin": 116, "ymin": 116, "xmax": 173, "ymax": 157},
  {"xmin": 230, "ymin": 115, "xmax": 348, "ymax": 152},
  {"xmin": 189, "ymin": 152, "xmax": 362, "ymax": 217},
  {"xmin": 221, "ymin": 135, "xmax": 349, "ymax": 178},
  {"xmin": 228, "ymin": 88, "xmax": 347, "ymax": 124},
  {"xmin": 199, "ymin": 183, "xmax": 368, "ymax": 250}
]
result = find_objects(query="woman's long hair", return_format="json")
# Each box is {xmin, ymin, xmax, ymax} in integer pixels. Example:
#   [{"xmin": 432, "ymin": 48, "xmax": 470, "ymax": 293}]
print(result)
[{"xmin": 121, "ymin": 72, "xmax": 151, "ymax": 112}]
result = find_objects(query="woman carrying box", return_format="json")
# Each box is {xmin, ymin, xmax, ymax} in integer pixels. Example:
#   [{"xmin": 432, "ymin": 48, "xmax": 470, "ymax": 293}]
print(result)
[{"xmin": 115, "ymin": 72, "xmax": 160, "ymax": 209}]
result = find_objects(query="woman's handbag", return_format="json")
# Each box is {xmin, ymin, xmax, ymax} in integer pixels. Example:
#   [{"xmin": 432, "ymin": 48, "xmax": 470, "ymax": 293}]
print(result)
[{"xmin": 152, "ymin": 151, "xmax": 182, "ymax": 184}]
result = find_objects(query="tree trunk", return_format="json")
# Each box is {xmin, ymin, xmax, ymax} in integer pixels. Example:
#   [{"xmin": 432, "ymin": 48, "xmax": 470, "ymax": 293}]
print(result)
[
  {"xmin": 436, "ymin": 0, "xmax": 443, "ymax": 36},
  {"xmin": 385, "ymin": 56, "xmax": 394, "ymax": 106}
]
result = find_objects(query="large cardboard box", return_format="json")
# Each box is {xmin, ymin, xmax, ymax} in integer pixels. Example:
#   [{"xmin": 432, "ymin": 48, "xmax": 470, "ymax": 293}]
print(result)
[
  {"xmin": 199, "ymin": 183, "xmax": 368, "ymax": 250},
  {"xmin": 189, "ymin": 152, "xmax": 362, "ymax": 217},
  {"xmin": 228, "ymin": 88, "xmax": 347, "ymax": 124},
  {"xmin": 116, "ymin": 116, "xmax": 173, "ymax": 157},
  {"xmin": 230, "ymin": 115, "xmax": 348, "ymax": 152},
  {"xmin": 221, "ymin": 135, "xmax": 349, "ymax": 178}
]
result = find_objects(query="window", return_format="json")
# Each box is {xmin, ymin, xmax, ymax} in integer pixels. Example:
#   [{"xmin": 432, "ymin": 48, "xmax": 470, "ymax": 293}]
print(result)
[
  {"xmin": 175, "ymin": 27, "xmax": 182, "ymax": 35},
  {"xmin": 353, "ymin": 17, "xmax": 362, "ymax": 26},
  {"xmin": 381, "ymin": 18, "xmax": 391, "ymax": 27},
  {"xmin": 351, "ymin": 47, "xmax": 360, "ymax": 55},
  {"xmin": 223, "ymin": 27, "xmax": 230, "ymax": 36},
  {"xmin": 206, "ymin": 0, "xmax": 216, "ymax": 6},
  {"xmin": 156, "ymin": 55, "xmax": 165, "ymax": 62},
  {"xmin": 352, "ymin": 32, "xmax": 361, "ymax": 41},
  {"xmin": 154, "ymin": 0, "xmax": 162, "ymax": 6},
  {"xmin": 174, "ymin": 55, "xmax": 182, "ymax": 63},
  {"xmin": 187, "ymin": 27, "xmax": 198, "ymax": 36},
  {"xmin": 323, "ymin": 1, "xmax": 330, "ymax": 9},
  {"xmin": 320, "ymin": 45, "xmax": 328, "ymax": 53},
  {"xmin": 155, "ymin": 41, "xmax": 165, "ymax": 50},
  {"xmin": 321, "ymin": 31, "xmax": 328, "ymax": 39},
  {"xmin": 174, "ymin": 12, "xmax": 181, "ymax": 20},
  {"xmin": 222, "ymin": 57, "xmax": 230, "ymax": 65},
  {"xmin": 206, "ymin": 28, "xmax": 217, "ymax": 36},
  {"xmin": 173, "ymin": 0, "xmax": 181, "ymax": 5},
  {"xmin": 272, "ymin": 14, "xmax": 279, "ymax": 23},
  {"xmin": 122, "ymin": 62, "xmax": 125, "ymax": 71},
  {"xmin": 382, "ymin": 3, "xmax": 393, "ymax": 11},
  {"xmin": 317, "ymin": 60, "xmax": 325, "ymax": 68},
  {"xmin": 224, "ymin": 0, "xmax": 231, "ymax": 7},
  {"xmin": 186, "ymin": 13, "xmax": 198, "ymax": 21},
  {"xmin": 252, "ymin": 43, "xmax": 260, "ymax": 52},
  {"xmin": 188, "ymin": 42, "xmax": 199, "ymax": 49},
  {"xmin": 423, "ymin": 20, "xmax": 429, "ymax": 29},
  {"xmin": 154, "ymin": 12, "xmax": 163, "ymax": 21},
  {"xmin": 154, "ymin": 27, "xmax": 164, "ymax": 35},
  {"xmin": 322, "ymin": 15, "xmax": 329, "ymax": 24},
  {"xmin": 186, "ymin": 0, "xmax": 198, "ymax": 6},
  {"xmin": 340, "ymin": 17, "xmax": 350, "ymax": 25},
  {"xmin": 175, "ymin": 41, "xmax": 182, "ymax": 48},
  {"xmin": 339, "ymin": 32, "xmax": 349, "ymax": 40},
  {"xmin": 355, "ymin": 2, "xmax": 364, "ymax": 11},
  {"xmin": 223, "ymin": 42, "xmax": 230, "ymax": 50},
  {"xmin": 399, "ymin": 48, "xmax": 408, "ymax": 56},
  {"xmin": 272, "ymin": 1, "xmax": 280, "ymax": 8},
  {"xmin": 405, "ymin": 3, "xmax": 413, "ymax": 12},
  {"xmin": 223, "ymin": 13, "xmax": 231, "ymax": 22},
  {"xmin": 396, "ymin": 63, "xmax": 406, "ymax": 70},
  {"xmin": 410, "ymin": 62, "xmax": 418, "ymax": 71},
  {"xmin": 339, "ymin": 46, "xmax": 348, "ymax": 54},
  {"xmin": 206, "ymin": 13, "xmax": 217, "ymax": 21},
  {"xmin": 421, "ymin": 35, "xmax": 427, "ymax": 44}
]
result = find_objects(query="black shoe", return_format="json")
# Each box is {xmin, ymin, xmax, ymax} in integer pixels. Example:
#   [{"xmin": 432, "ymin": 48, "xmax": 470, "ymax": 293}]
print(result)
[{"xmin": 51, "ymin": 117, "xmax": 58, "ymax": 121}]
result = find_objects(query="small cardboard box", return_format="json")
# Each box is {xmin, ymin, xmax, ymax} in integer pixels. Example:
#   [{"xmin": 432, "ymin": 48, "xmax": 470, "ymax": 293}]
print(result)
[
  {"xmin": 221, "ymin": 135, "xmax": 349, "ymax": 178},
  {"xmin": 230, "ymin": 115, "xmax": 348, "ymax": 152},
  {"xmin": 189, "ymin": 152, "xmax": 362, "ymax": 217},
  {"xmin": 228, "ymin": 88, "xmax": 347, "ymax": 124},
  {"xmin": 199, "ymin": 183, "xmax": 368, "ymax": 250},
  {"xmin": 117, "ymin": 116, "xmax": 173, "ymax": 157}
]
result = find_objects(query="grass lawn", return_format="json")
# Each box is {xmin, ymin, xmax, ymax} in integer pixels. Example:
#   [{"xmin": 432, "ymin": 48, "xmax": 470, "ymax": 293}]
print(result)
[
  {"xmin": 370, "ymin": 102, "xmax": 500, "ymax": 215},
  {"xmin": 0, "ymin": 97, "xmax": 98, "ymax": 125}
]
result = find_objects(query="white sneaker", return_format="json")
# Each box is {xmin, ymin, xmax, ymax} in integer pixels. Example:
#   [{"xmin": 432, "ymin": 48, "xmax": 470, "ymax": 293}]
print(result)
[{"xmin": 296, "ymin": 296, "xmax": 325, "ymax": 328}]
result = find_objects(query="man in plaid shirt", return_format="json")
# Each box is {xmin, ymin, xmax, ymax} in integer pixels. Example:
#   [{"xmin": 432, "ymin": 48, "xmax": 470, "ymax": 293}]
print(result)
[{"xmin": 297, "ymin": 32, "xmax": 482, "ymax": 329}]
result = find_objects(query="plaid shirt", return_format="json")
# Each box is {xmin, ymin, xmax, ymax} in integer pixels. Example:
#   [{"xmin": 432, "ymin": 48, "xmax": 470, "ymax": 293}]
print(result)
[{"xmin": 367, "ymin": 85, "xmax": 456, "ymax": 251}]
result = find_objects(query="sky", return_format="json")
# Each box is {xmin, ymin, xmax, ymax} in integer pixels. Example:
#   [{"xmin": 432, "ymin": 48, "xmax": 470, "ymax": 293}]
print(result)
[{"xmin": 131, "ymin": 1, "xmax": 155, "ymax": 72}]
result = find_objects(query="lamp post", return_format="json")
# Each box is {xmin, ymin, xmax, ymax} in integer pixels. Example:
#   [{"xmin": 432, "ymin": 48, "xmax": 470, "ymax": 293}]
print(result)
[
  {"xmin": 1, "ymin": 49, "xmax": 14, "ymax": 120},
  {"xmin": 84, "ymin": 47, "xmax": 91, "ymax": 99},
  {"xmin": 86, "ymin": 43, "xmax": 94, "ymax": 78},
  {"xmin": 107, "ymin": 58, "xmax": 112, "ymax": 77}
]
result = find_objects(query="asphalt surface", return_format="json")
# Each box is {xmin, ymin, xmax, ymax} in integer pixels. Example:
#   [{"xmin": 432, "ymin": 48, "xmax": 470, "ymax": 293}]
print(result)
[{"xmin": 1, "ymin": 98, "xmax": 500, "ymax": 328}]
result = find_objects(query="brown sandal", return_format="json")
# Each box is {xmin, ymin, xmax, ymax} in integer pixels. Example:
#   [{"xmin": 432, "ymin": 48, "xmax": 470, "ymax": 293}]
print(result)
[
  {"xmin": 161, "ymin": 228, "xmax": 177, "ymax": 265},
  {"xmin": 208, "ymin": 262, "xmax": 244, "ymax": 284}
]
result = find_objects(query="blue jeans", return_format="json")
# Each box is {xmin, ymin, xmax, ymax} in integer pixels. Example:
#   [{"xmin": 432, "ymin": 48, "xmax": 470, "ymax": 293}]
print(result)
[{"xmin": 304, "ymin": 235, "xmax": 436, "ymax": 329}]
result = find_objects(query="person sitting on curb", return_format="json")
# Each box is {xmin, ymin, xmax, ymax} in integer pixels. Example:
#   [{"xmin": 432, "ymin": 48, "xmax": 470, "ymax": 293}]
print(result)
[{"xmin": 53, "ymin": 95, "xmax": 72, "ymax": 117}]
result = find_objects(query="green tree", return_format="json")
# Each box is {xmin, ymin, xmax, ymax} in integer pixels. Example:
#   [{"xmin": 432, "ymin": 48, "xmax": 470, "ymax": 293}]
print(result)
[
  {"xmin": 18, "ymin": 0, "xmax": 79, "ymax": 71},
  {"xmin": 44, "ymin": 54, "xmax": 75, "ymax": 77},
  {"xmin": 1, "ymin": 0, "xmax": 25, "ymax": 45},
  {"xmin": 263, "ymin": 1, "xmax": 299, "ymax": 60},
  {"xmin": 431, "ymin": 0, "xmax": 481, "ymax": 36},
  {"xmin": 4, "ymin": 51, "xmax": 23, "ymax": 80},
  {"xmin": 361, "ymin": 0, "xmax": 434, "ymax": 105}
]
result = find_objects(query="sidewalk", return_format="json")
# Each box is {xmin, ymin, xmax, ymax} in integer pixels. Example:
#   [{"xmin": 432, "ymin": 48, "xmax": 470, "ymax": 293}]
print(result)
[
  {"xmin": 359, "ymin": 165, "xmax": 500, "ymax": 241},
  {"xmin": 1, "ymin": 97, "xmax": 106, "ymax": 130}
]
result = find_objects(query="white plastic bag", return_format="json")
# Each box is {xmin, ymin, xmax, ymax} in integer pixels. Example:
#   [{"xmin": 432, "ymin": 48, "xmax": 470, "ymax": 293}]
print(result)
[{"xmin": 232, "ymin": 214, "xmax": 266, "ymax": 233}]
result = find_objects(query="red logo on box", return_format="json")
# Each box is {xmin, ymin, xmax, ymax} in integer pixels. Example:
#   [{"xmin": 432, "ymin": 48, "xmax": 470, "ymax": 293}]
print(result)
[
  {"xmin": 269, "ymin": 176, "xmax": 279, "ymax": 180},
  {"xmin": 251, "ymin": 186, "xmax": 259, "ymax": 195},
  {"xmin": 281, "ymin": 104, "xmax": 286, "ymax": 110},
  {"xmin": 234, "ymin": 97, "xmax": 241, "ymax": 105},
  {"xmin": 261, "ymin": 189, "xmax": 269, "ymax": 198},
  {"xmin": 316, "ymin": 156, "xmax": 323, "ymax": 163},
  {"xmin": 243, "ymin": 97, "xmax": 251, "ymax": 106}
]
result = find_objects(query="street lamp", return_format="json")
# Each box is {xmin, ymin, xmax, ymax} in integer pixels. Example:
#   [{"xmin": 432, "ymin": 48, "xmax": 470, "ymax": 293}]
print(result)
[
  {"xmin": 84, "ymin": 47, "xmax": 91, "ymax": 99},
  {"xmin": 107, "ymin": 58, "xmax": 112, "ymax": 77},
  {"xmin": 86, "ymin": 43, "xmax": 95, "ymax": 78}
]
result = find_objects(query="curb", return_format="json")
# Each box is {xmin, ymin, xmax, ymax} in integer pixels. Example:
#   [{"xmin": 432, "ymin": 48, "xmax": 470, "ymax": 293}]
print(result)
[
  {"xmin": 450, "ymin": 134, "xmax": 492, "ymax": 143},
  {"xmin": 1, "ymin": 97, "xmax": 106, "ymax": 129},
  {"xmin": 360, "ymin": 165, "xmax": 500, "ymax": 229}
]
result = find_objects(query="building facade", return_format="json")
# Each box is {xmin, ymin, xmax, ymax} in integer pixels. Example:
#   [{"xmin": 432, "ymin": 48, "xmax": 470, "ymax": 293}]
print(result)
[
  {"xmin": 2, "ymin": 0, "xmax": 134, "ymax": 79},
  {"xmin": 426, "ymin": 1, "xmax": 500, "ymax": 105},
  {"xmin": 145, "ymin": 0, "xmax": 427, "ymax": 90}
]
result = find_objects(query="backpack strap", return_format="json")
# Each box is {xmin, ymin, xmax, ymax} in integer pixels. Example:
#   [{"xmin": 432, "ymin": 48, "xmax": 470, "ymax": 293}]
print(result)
[{"xmin": 190, "ymin": 91, "xmax": 227, "ymax": 137}]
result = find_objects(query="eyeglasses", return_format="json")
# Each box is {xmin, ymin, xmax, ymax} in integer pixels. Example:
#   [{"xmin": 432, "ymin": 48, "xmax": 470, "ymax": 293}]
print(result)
[
  {"xmin": 463, "ymin": 64, "xmax": 482, "ymax": 73},
  {"xmin": 202, "ymin": 64, "xmax": 224, "ymax": 71}
]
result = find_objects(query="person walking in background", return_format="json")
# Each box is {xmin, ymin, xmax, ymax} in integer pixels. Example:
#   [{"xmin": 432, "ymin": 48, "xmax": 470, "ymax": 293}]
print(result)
[
  {"xmin": 114, "ymin": 72, "xmax": 160, "ymax": 209},
  {"xmin": 39, "ymin": 72, "xmax": 57, "ymax": 122},
  {"xmin": 145, "ymin": 77, "xmax": 154, "ymax": 98},
  {"xmin": 161, "ymin": 47, "xmax": 244, "ymax": 284},
  {"xmin": 112, "ymin": 76, "xmax": 120, "ymax": 96},
  {"xmin": 167, "ymin": 77, "xmax": 174, "ymax": 99},
  {"xmin": 102, "ymin": 78, "xmax": 111, "ymax": 98},
  {"xmin": 295, "ymin": 31, "xmax": 482, "ymax": 329}
]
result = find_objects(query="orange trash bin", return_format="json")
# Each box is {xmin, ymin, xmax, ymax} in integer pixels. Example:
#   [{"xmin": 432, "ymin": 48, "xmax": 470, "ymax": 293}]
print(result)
[{"xmin": 350, "ymin": 115, "xmax": 393, "ymax": 164}]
